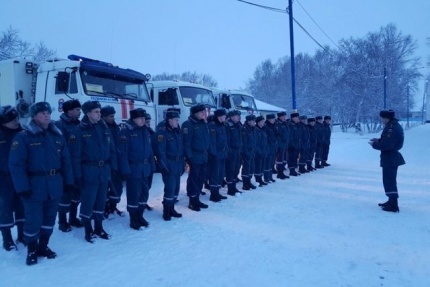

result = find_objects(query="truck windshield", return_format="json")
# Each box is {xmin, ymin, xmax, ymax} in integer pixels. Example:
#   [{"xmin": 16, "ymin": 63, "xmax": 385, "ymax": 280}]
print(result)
[
  {"xmin": 179, "ymin": 87, "xmax": 215, "ymax": 107},
  {"xmin": 79, "ymin": 69, "xmax": 150, "ymax": 102},
  {"xmin": 231, "ymin": 94, "xmax": 257, "ymax": 111}
]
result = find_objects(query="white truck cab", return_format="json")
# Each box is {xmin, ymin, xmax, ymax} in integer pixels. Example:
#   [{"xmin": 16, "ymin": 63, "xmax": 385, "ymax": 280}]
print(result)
[
  {"xmin": 212, "ymin": 88, "xmax": 260, "ymax": 122},
  {"xmin": 147, "ymin": 80, "xmax": 216, "ymax": 125},
  {"xmin": 0, "ymin": 55, "xmax": 156, "ymax": 128}
]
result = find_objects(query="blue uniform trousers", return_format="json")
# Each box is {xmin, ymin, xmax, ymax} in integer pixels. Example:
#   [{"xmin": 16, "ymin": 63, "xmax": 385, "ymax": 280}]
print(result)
[
  {"xmin": 288, "ymin": 148, "xmax": 299, "ymax": 168},
  {"xmin": 225, "ymin": 150, "xmax": 240, "ymax": 184},
  {"xmin": 162, "ymin": 173, "xmax": 180, "ymax": 205},
  {"xmin": 299, "ymin": 147, "xmax": 309, "ymax": 166},
  {"xmin": 186, "ymin": 163, "xmax": 207, "ymax": 198},
  {"xmin": 382, "ymin": 166, "xmax": 399, "ymax": 199},
  {"xmin": 209, "ymin": 157, "xmax": 226, "ymax": 190},
  {"xmin": 265, "ymin": 146, "xmax": 276, "ymax": 174},
  {"xmin": 126, "ymin": 177, "xmax": 149, "ymax": 212},
  {"xmin": 254, "ymin": 155, "xmax": 264, "ymax": 177},
  {"xmin": 275, "ymin": 147, "xmax": 287, "ymax": 170},
  {"xmin": 80, "ymin": 182, "xmax": 108, "ymax": 222},
  {"xmin": 21, "ymin": 197, "xmax": 59, "ymax": 243},
  {"xmin": 108, "ymin": 172, "xmax": 124, "ymax": 205},
  {"xmin": 322, "ymin": 144, "xmax": 330, "ymax": 161},
  {"xmin": 241, "ymin": 156, "xmax": 255, "ymax": 179},
  {"xmin": 315, "ymin": 144, "xmax": 323, "ymax": 162},
  {"xmin": 0, "ymin": 174, "xmax": 24, "ymax": 228}
]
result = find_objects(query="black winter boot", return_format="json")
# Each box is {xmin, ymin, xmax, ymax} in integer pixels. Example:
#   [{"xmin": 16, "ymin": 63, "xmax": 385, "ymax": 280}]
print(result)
[
  {"xmin": 1, "ymin": 228, "xmax": 17, "ymax": 251},
  {"xmin": 209, "ymin": 188, "xmax": 221, "ymax": 202},
  {"xmin": 218, "ymin": 188, "xmax": 227, "ymax": 200},
  {"xmin": 307, "ymin": 163, "xmax": 315, "ymax": 171},
  {"xmin": 69, "ymin": 202, "xmax": 83, "ymax": 227},
  {"xmin": 94, "ymin": 220, "xmax": 111, "ymax": 239},
  {"xmin": 188, "ymin": 197, "xmax": 201, "ymax": 212},
  {"xmin": 26, "ymin": 240, "xmax": 38, "ymax": 266},
  {"xmin": 83, "ymin": 219, "xmax": 95, "ymax": 243},
  {"xmin": 227, "ymin": 183, "xmax": 236, "ymax": 196},
  {"xmin": 276, "ymin": 169, "xmax": 288, "ymax": 180},
  {"xmin": 289, "ymin": 168, "xmax": 299, "ymax": 176},
  {"xmin": 58, "ymin": 211, "xmax": 72, "ymax": 232},
  {"xmin": 162, "ymin": 204, "xmax": 172, "ymax": 221},
  {"xmin": 37, "ymin": 235, "xmax": 57, "ymax": 259},
  {"xmin": 378, "ymin": 200, "xmax": 390, "ymax": 207},
  {"xmin": 197, "ymin": 195, "xmax": 209, "ymax": 209},
  {"xmin": 170, "ymin": 206, "xmax": 182, "ymax": 218},
  {"xmin": 242, "ymin": 177, "xmax": 251, "ymax": 190},
  {"xmin": 255, "ymin": 175, "xmax": 268, "ymax": 187},
  {"xmin": 299, "ymin": 165, "xmax": 309, "ymax": 174},
  {"xmin": 315, "ymin": 161, "xmax": 324, "ymax": 169},
  {"xmin": 381, "ymin": 198, "xmax": 399, "ymax": 213},
  {"xmin": 322, "ymin": 161, "xmax": 331, "ymax": 167},
  {"xmin": 137, "ymin": 206, "xmax": 149, "ymax": 228},
  {"xmin": 129, "ymin": 211, "xmax": 141, "ymax": 230}
]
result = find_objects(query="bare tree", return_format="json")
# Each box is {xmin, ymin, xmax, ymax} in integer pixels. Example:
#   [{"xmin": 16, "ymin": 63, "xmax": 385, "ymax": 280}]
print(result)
[{"xmin": 152, "ymin": 71, "xmax": 217, "ymax": 87}]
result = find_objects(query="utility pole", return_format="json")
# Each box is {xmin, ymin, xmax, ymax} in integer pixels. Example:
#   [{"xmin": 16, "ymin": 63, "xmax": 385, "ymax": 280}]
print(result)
[
  {"xmin": 383, "ymin": 67, "xmax": 387, "ymax": 109},
  {"xmin": 288, "ymin": 0, "xmax": 296, "ymax": 110},
  {"xmin": 406, "ymin": 84, "xmax": 410, "ymax": 129},
  {"xmin": 422, "ymin": 80, "xmax": 428, "ymax": 124}
]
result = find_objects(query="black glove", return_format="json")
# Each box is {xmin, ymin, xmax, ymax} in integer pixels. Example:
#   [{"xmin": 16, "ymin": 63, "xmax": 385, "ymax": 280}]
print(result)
[{"xmin": 20, "ymin": 190, "xmax": 32, "ymax": 199}]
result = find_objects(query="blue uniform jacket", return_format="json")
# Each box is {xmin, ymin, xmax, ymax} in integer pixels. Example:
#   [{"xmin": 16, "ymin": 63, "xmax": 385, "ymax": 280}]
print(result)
[
  {"xmin": 226, "ymin": 119, "xmax": 242, "ymax": 152},
  {"xmin": 288, "ymin": 121, "xmax": 301, "ymax": 150},
  {"xmin": 70, "ymin": 116, "xmax": 117, "ymax": 185},
  {"xmin": 182, "ymin": 115, "xmax": 210, "ymax": 165},
  {"xmin": 154, "ymin": 122, "xmax": 185, "ymax": 175},
  {"xmin": 275, "ymin": 119, "xmax": 289, "ymax": 149},
  {"xmin": 55, "ymin": 114, "xmax": 80, "ymax": 140},
  {"xmin": 315, "ymin": 122, "xmax": 325, "ymax": 145},
  {"xmin": 208, "ymin": 119, "xmax": 228, "ymax": 159},
  {"xmin": 117, "ymin": 120, "xmax": 156, "ymax": 178},
  {"xmin": 8, "ymin": 120, "xmax": 73, "ymax": 200},
  {"xmin": 0, "ymin": 125, "xmax": 23, "ymax": 173},
  {"xmin": 372, "ymin": 118, "xmax": 406, "ymax": 167},
  {"xmin": 264, "ymin": 121, "xmax": 278, "ymax": 150},
  {"xmin": 256, "ymin": 126, "xmax": 268, "ymax": 157},
  {"xmin": 241, "ymin": 123, "xmax": 257, "ymax": 159},
  {"xmin": 299, "ymin": 122, "xmax": 310, "ymax": 149},
  {"xmin": 308, "ymin": 124, "xmax": 317, "ymax": 147},
  {"xmin": 322, "ymin": 122, "xmax": 331, "ymax": 145}
]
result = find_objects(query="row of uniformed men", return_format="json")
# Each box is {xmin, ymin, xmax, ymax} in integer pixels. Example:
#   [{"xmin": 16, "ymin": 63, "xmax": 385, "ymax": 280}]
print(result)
[{"xmin": 0, "ymin": 99, "xmax": 331, "ymax": 266}]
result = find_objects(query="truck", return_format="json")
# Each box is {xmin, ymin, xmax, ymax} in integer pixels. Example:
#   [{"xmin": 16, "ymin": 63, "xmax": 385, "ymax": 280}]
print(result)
[
  {"xmin": 146, "ymin": 80, "xmax": 216, "ymax": 125},
  {"xmin": 211, "ymin": 88, "xmax": 261, "ymax": 122},
  {"xmin": 0, "ymin": 54, "xmax": 156, "ymax": 128}
]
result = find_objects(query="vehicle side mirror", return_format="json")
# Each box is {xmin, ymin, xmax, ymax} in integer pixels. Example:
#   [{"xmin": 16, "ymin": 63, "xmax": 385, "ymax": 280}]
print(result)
[{"xmin": 56, "ymin": 72, "xmax": 69, "ymax": 93}]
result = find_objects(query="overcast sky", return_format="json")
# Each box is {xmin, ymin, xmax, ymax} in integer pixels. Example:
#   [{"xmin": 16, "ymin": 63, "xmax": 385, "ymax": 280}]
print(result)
[{"xmin": 2, "ymin": 0, "xmax": 429, "ymax": 105}]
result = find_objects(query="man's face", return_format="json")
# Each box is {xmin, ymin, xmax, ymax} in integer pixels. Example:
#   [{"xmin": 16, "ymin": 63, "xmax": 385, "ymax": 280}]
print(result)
[
  {"xmin": 87, "ymin": 108, "xmax": 101, "ymax": 123},
  {"xmin": 292, "ymin": 116, "xmax": 299, "ymax": 123},
  {"xmin": 103, "ymin": 114, "xmax": 115, "ymax": 124},
  {"xmin": 257, "ymin": 120, "xmax": 265, "ymax": 128},
  {"xmin": 33, "ymin": 111, "xmax": 51, "ymax": 128},
  {"xmin": 300, "ymin": 119, "xmax": 306, "ymax": 124},
  {"xmin": 68, "ymin": 107, "xmax": 81, "ymax": 119},
  {"xmin": 231, "ymin": 115, "xmax": 240, "ymax": 123},
  {"xmin": 168, "ymin": 118, "xmax": 179, "ymax": 128},
  {"xmin": 279, "ymin": 115, "xmax": 286, "ymax": 122},
  {"xmin": 218, "ymin": 115, "xmax": 226, "ymax": 123},
  {"xmin": 3, "ymin": 118, "xmax": 20, "ymax": 129},
  {"xmin": 268, "ymin": 118, "xmax": 276, "ymax": 124},
  {"xmin": 381, "ymin": 117, "xmax": 389, "ymax": 125},
  {"xmin": 145, "ymin": 119, "xmax": 151, "ymax": 127},
  {"xmin": 309, "ymin": 121, "xmax": 315, "ymax": 126},
  {"xmin": 325, "ymin": 119, "xmax": 331, "ymax": 124},
  {"xmin": 195, "ymin": 110, "xmax": 206, "ymax": 120},
  {"xmin": 133, "ymin": 117, "xmax": 145, "ymax": 127},
  {"xmin": 247, "ymin": 120, "xmax": 256, "ymax": 127}
]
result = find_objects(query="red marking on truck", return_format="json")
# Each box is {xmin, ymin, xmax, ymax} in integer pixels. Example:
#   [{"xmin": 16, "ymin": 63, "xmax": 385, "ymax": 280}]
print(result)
[{"xmin": 120, "ymin": 99, "xmax": 127, "ymax": 119}]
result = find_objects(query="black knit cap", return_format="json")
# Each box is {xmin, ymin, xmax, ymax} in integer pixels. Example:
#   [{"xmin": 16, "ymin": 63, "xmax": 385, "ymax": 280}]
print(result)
[
  {"xmin": 379, "ymin": 109, "xmax": 395, "ymax": 119},
  {"xmin": 255, "ymin": 116, "xmax": 265, "ymax": 123},
  {"xmin": 214, "ymin": 108, "xmax": 227, "ymax": 118},
  {"xmin": 316, "ymin": 116, "xmax": 323, "ymax": 120},
  {"xmin": 167, "ymin": 107, "xmax": 181, "ymax": 114},
  {"xmin": 30, "ymin": 102, "xmax": 52, "ymax": 117},
  {"xmin": 144, "ymin": 113, "xmax": 152, "ymax": 120},
  {"xmin": 290, "ymin": 111, "xmax": 300, "ymax": 118},
  {"xmin": 227, "ymin": 110, "xmax": 241, "ymax": 117},
  {"xmin": 62, "ymin": 99, "xmax": 81, "ymax": 113},
  {"xmin": 307, "ymin": 116, "xmax": 316, "ymax": 123},
  {"xmin": 299, "ymin": 115, "xmax": 307, "ymax": 120},
  {"xmin": 190, "ymin": 104, "xmax": 206, "ymax": 114},
  {"xmin": 245, "ymin": 114, "xmax": 256, "ymax": 121},
  {"xmin": 82, "ymin": 101, "xmax": 101, "ymax": 114},
  {"xmin": 277, "ymin": 111, "xmax": 287, "ymax": 117},
  {"xmin": 101, "ymin": 105, "xmax": 116, "ymax": 117},
  {"xmin": 266, "ymin": 113, "xmax": 276, "ymax": 120},
  {"xmin": 130, "ymin": 108, "xmax": 146, "ymax": 119},
  {"xmin": 0, "ymin": 105, "xmax": 19, "ymax": 124},
  {"xmin": 166, "ymin": 111, "xmax": 180, "ymax": 119},
  {"xmin": 324, "ymin": 115, "xmax": 331, "ymax": 120}
]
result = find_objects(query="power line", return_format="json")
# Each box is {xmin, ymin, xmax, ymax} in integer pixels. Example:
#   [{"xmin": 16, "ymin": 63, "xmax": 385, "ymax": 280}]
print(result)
[
  {"xmin": 236, "ymin": 0, "xmax": 329, "ymax": 53},
  {"xmin": 295, "ymin": 0, "xmax": 340, "ymax": 50}
]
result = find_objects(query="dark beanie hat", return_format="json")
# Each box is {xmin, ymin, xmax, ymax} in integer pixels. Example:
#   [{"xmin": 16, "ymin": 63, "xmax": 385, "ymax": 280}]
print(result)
[
  {"xmin": 82, "ymin": 101, "xmax": 101, "ymax": 114},
  {"xmin": 144, "ymin": 113, "xmax": 152, "ymax": 120},
  {"xmin": 245, "ymin": 114, "xmax": 256, "ymax": 121},
  {"xmin": 379, "ymin": 109, "xmax": 395, "ymax": 119},
  {"xmin": 256, "ymin": 116, "xmax": 265, "ymax": 123},
  {"xmin": 324, "ymin": 115, "xmax": 331, "ymax": 120},
  {"xmin": 167, "ymin": 107, "xmax": 181, "ymax": 114},
  {"xmin": 0, "ymin": 105, "xmax": 19, "ymax": 124},
  {"xmin": 214, "ymin": 108, "xmax": 227, "ymax": 118},
  {"xmin": 290, "ymin": 110, "xmax": 300, "ymax": 118},
  {"xmin": 166, "ymin": 111, "xmax": 180, "ymax": 119},
  {"xmin": 299, "ymin": 115, "xmax": 307, "ymax": 120},
  {"xmin": 316, "ymin": 116, "xmax": 323, "ymax": 120},
  {"xmin": 30, "ymin": 102, "xmax": 52, "ymax": 117},
  {"xmin": 227, "ymin": 110, "xmax": 241, "ymax": 118},
  {"xmin": 62, "ymin": 99, "xmax": 81, "ymax": 113},
  {"xmin": 307, "ymin": 116, "xmax": 316, "ymax": 123},
  {"xmin": 190, "ymin": 104, "xmax": 206, "ymax": 114},
  {"xmin": 266, "ymin": 114, "xmax": 276, "ymax": 120},
  {"xmin": 277, "ymin": 111, "xmax": 287, "ymax": 117},
  {"xmin": 130, "ymin": 108, "xmax": 146, "ymax": 120},
  {"xmin": 101, "ymin": 105, "xmax": 116, "ymax": 117}
]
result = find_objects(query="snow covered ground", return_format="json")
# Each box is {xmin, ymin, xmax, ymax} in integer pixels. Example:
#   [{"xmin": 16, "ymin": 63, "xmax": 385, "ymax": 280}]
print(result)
[{"xmin": 1, "ymin": 124, "xmax": 429, "ymax": 287}]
